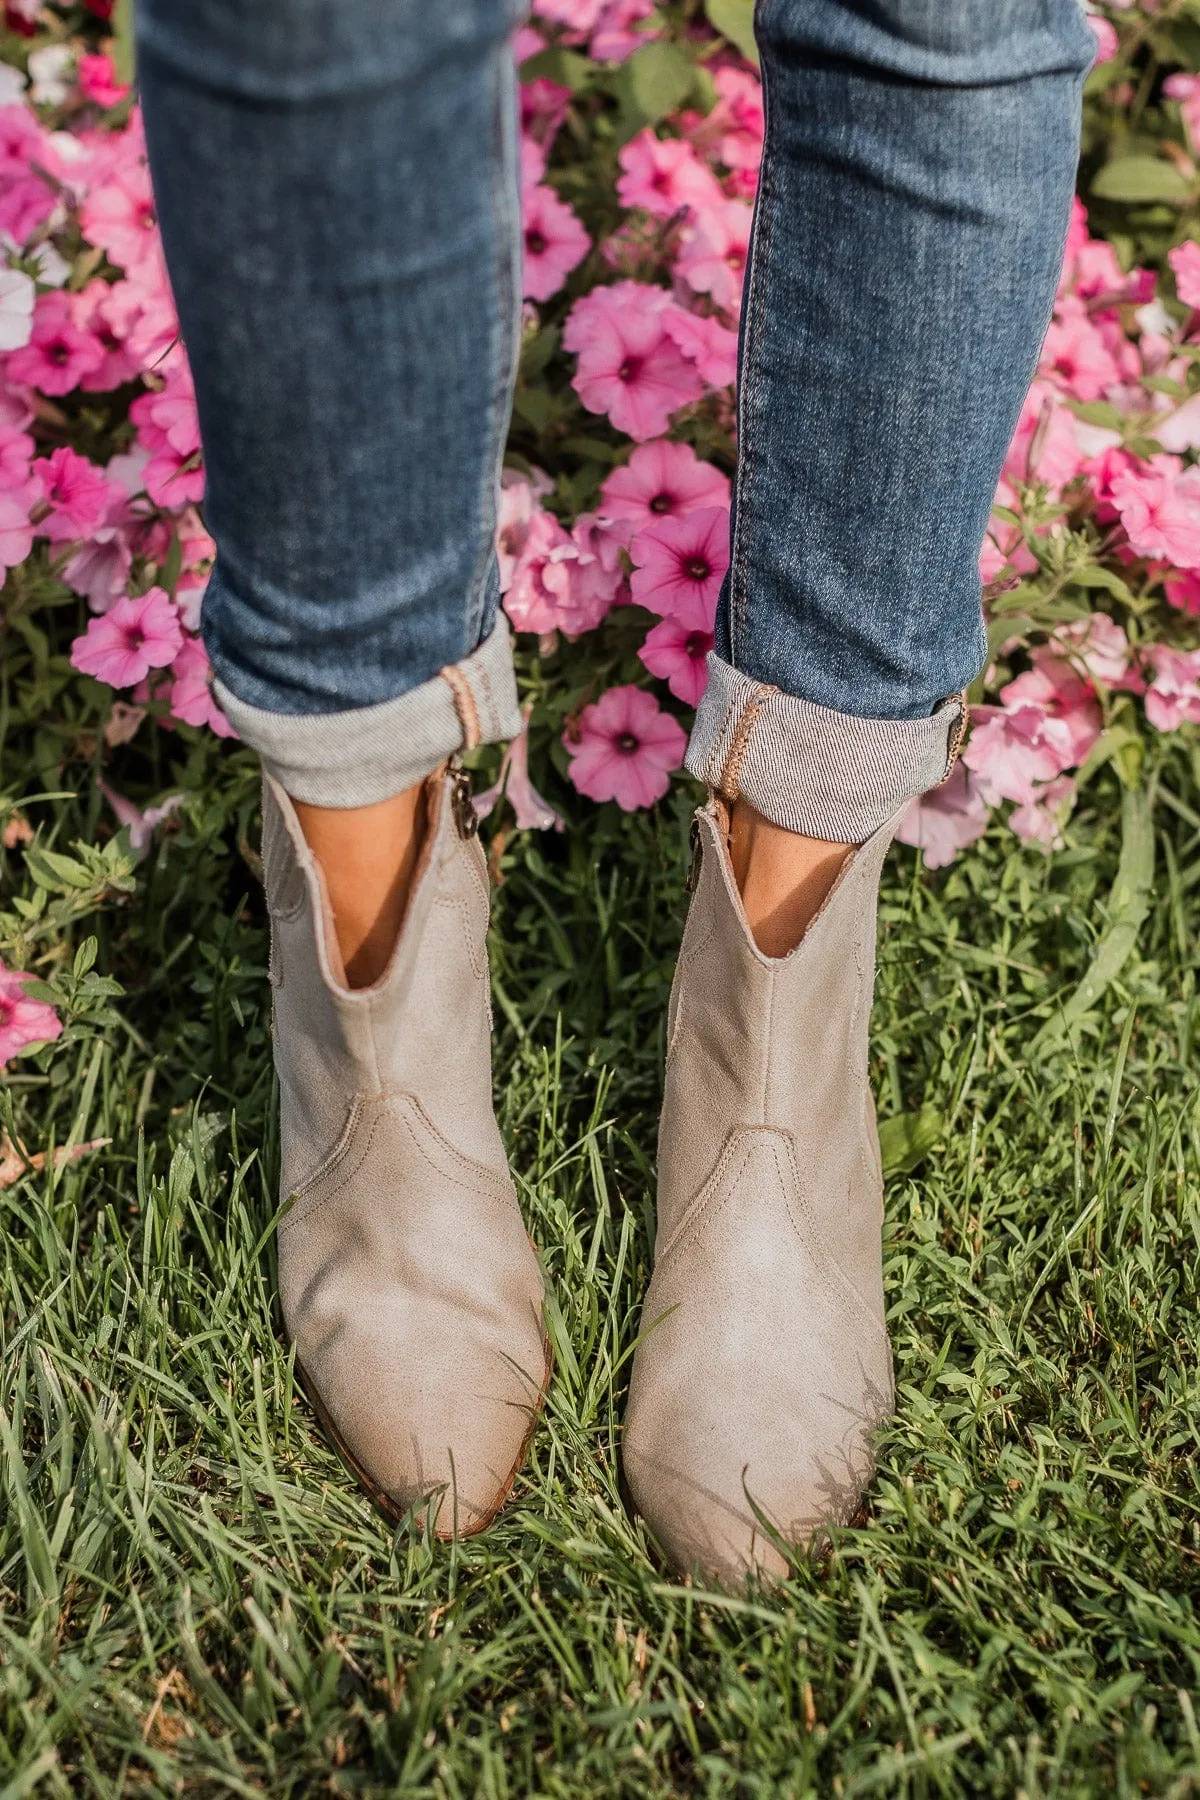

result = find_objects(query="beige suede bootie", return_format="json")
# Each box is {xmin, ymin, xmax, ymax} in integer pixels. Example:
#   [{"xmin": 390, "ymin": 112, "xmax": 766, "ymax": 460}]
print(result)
[
  {"xmin": 262, "ymin": 765, "xmax": 549, "ymax": 1536},
  {"xmin": 624, "ymin": 798, "xmax": 899, "ymax": 1589}
]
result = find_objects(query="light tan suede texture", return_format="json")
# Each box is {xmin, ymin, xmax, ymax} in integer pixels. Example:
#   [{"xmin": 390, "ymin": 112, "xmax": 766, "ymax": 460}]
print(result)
[
  {"xmin": 623, "ymin": 800, "xmax": 899, "ymax": 1590},
  {"xmin": 262, "ymin": 767, "xmax": 549, "ymax": 1537}
]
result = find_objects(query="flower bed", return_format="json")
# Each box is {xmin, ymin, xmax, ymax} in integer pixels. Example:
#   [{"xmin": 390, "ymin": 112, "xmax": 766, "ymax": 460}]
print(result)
[{"xmin": 0, "ymin": 0, "xmax": 1198, "ymax": 910}]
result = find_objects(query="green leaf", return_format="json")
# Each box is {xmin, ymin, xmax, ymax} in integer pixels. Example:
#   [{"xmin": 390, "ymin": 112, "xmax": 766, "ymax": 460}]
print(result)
[
  {"xmin": 1067, "ymin": 400, "xmax": 1124, "ymax": 430},
  {"xmin": 612, "ymin": 41, "xmax": 701, "ymax": 141},
  {"xmin": 1034, "ymin": 782, "xmax": 1155, "ymax": 1045},
  {"xmin": 1091, "ymin": 155, "xmax": 1194, "ymax": 207},
  {"xmin": 519, "ymin": 47, "xmax": 596, "ymax": 92},
  {"xmin": 1072, "ymin": 566, "xmax": 1136, "ymax": 605},
  {"xmin": 878, "ymin": 1105, "xmax": 944, "ymax": 1178},
  {"xmin": 705, "ymin": 0, "xmax": 760, "ymax": 66}
]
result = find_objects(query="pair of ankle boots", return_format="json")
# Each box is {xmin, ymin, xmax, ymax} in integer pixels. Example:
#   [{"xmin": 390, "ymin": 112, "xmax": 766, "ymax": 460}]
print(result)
[{"xmin": 262, "ymin": 764, "xmax": 896, "ymax": 1590}]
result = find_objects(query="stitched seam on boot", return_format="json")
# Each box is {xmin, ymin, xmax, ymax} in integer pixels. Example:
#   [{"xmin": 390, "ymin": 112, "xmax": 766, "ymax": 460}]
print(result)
[
  {"xmin": 280, "ymin": 1094, "xmax": 365, "ymax": 1234},
  {"xmin": 435, "ymin": 892, "xmax": 489, "ymax": 983},
  {"xmin": 657, "ymin": 1126, "xmax": 886, "ymax": 1341},
  {"xmin": 280, "ymin": 1093, "xmax": 513, "ymax": 1238}
]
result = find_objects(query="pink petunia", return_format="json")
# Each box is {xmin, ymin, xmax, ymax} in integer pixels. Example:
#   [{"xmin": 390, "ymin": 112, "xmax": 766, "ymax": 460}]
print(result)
[
  {"xmin": 1169, "ymin": 241, "xmax": 1200, "ymax": 310},
  {"xmin": 167, "ymin": 635, "xmax": 237, "ymax": 737},
  {"xmin": 1038, "ymin": 307, "xmax": 1121, "ymax": 402},
  {"xmin": 504, "ymin": 506, "xmax": 616, "ymax": 638},
  {"xmin": 661, "ymin": 305, "xmax": 739, "ymax": 391},
  {"xmin": 79, "ymin": 164, "xmax": 159, "ymax": 274},
  {"xmin": 520, "ymin": 77, "xmax": 571, "ymax": 153},
  {"xmin": 1165, "ymin": 72, "xmax": 1200, "ymax": 152},
  {"xmin": 0, "ymin": 959, "xmax": 62, "ymax": 1069},
  {"xmin": 563, "ymin": 683, "xmax": 687, "ymax": 809},
  {"xmin": 616, "ymin": 128, "xmax": 724, "ymax": 220},
  {"xmin": 600, "ymin": 438, "xmax": 730, "ymax": 542},
  {"xmin": 895, "ymin": 763, "xmax": 991, "ymax": 869},
  {"xmin": 70, "ymin": 586, "xmax": 184, "ymax": 689},
  {"xmin": 563, "ymin": 280, "xmax": 704, "ymax": 440},
  {"xmin": 6, "ymin": 291, "xmax": 105, "ymax": 396},
  {"xmin": 1165, "ymin": 569, "xmax": 1200, "ymax": 616},
  {"xmin": 1051, "ymin": 612, "xmax": 1132, "ymax": 688},
  {"xmin": 64, "ymin": 513, "xmax": 134, "ymax": 611},
  {"xmin": 1009, "ymin": 775, "xmax": 1077, "ymax": 852},
  {"xmin": 589, "ymin": 0, "xmax": 657, "ymax": 60},
  {"xmin": 99, "ymin": 780, "xmax": 186, "ymax": 855},
  {"xmin": 629, "ymin": 505, "xmax": 729, "ymax": 625},
  {"xmin": 1110, "ymin": 459, "xmax": 1200, "ymax": 568},
  {"xmin": 1085, "ymin": 15, "xmax": 1118, "ymax": 62},
  {"xmin": 34, "ymin": 446, "xmax": 119, "ymax": 543},
  {"xmin": 1143, "ymin": 644, "xmax": 1200, "ymax": 731},
  {"xmin": 473, "ymin": 714, "xmax": 563, "ymax": 832},
  {"xmin": 72, "ymin": 278, "xmax": 144, "ymax": 391},
  {"xmin": 77, "ymin": 51, "xmax": 131, "ymax": 109},
  {"xmin": 0, "ymin": 478, "xmax": 40, "ymax": 572},
  {"xmin": 522, "ymin": 182, "xmax": 590, "ymax": 302},
  {"xmin": 674, "ymin": 199, "xmax": 752, "ymax": 314},
  {"xmin": 964, "ymin": 652, "xmax": 1100, "ymax": 805},
  {"xmin": 638, "ymin": 613, "xmax": 714, "ymax": 706},
  {"xmin": 0, "ymin": 423, "xmax": 32, "ymax": 486}
]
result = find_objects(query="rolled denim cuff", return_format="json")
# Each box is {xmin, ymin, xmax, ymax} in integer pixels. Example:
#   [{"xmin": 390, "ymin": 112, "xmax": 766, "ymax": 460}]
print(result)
[
  {"xmin": 213, "ymin": 616, "xmax": 522, "ymax": 807},
  {"xmin": 685, "ymin": 653, "xmax": 965, "ymax": 843}
]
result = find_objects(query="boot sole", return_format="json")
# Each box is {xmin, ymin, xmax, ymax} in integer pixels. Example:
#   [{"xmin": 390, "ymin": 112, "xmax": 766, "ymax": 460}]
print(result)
[{"xmin": 295, "ymin": 1327, "xmax": 554, "ymax": 1541}]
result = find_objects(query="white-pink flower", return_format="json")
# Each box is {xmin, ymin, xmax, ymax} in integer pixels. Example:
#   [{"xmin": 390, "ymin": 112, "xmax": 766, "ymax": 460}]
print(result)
[
  {"xmin": 1143, "ymin": 644, "xmax": 1200, "ymax": 731},
  {"xmin": 896, "ymin": 763, "xmax": 990, "ymax": 869},
  {"xmin": 1110, "ymin": 459, "xmax": 1200, "ymax": 568}
]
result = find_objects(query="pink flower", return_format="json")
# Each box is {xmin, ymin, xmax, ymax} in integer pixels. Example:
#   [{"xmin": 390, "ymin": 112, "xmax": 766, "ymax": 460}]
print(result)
[
  {"xmin": 675, "ymin": 199, "xmax": 751, "ymax": 314},
  {"xmin": 1165, "ymin": 72, "xmax": 1200, "ymax": 151},
  {"xmin": 564, "ymin": 683, "xmax": 686, "ymax": 809},
  {"xmin": 1051, "ymin": 612, "xmax": 1131, "ymax": 687},
  {"xmin": 589, "ymin": 0, "xmax": 657, "ymax": 60},
  {"xmin": 72, "ymin": 278, "xmax": 144, "ymax": 390},
  {"xmin": 0, "ymin": 424, "xmax": 32, "ymax": 486},
  {"xmin": 99, "ymin": 780, "xmax": 185, "ymax": 855},
  {"xmin": 1085, "ymin": 15, "xmax": 1118, "ymax": 62},
  {"xmin": 522, "ymin": 182, "xmax": 590, "ymax": 302},
  {"xmin": 520, "ymin": 78, "xmax": 571, "ymax": 152},
  {"xmin": 77, "ymin": 51, "xmax": 130, "ymax": 109},
  {"xmin": 473, "ymin": 715, "xmax": 564, "ymax": 831},
  {"xmin": 6, "ymin": 291, "xmax": 105, "ymax": 396},
  {"xmin": 629, "ymin": 505, "xmax": 729, "ymax": 625},
  {"xmin": 0, "ymin": 479, "xmax": 40, "ymax": 571},
  {"xmin": 1165, "ymin": 569, "xmax": 1200, "ymax": 615},
  {"xmin": 496, "ymin": 467, "xmax": 551, "ymax": 589},
  {"xmin": 1143, "ymin": 644, "xmax": 1200, "ymax": 731},
  {"xmin": 616, "ymin": 128, "xmax": 724, "ymax": 220},
  {"xmin": 563, "ymin": 280, "xmax": 704, "ymax": 440},
  {"xmin": 64, "ymin": 516, "xmax": 133, "ymax": 610},
  {"xmin": 638, "ymin": 614, "xmax": 714, "ymax": 705},
  {"xmin": 131, "ymin": 367, "xmax": 205, "ymax": 506},
  {"xmin": 1003, "ymin": 386, "xmax": 1086, "ymax": 491},
  {"xmin": 1170, "ymin": 241, "xmax": 1200, "ymax": 310},
  {"xmin": 600, "ymin": 438, "xmax": 730, "ymax": 542},
  {"xmin": 504, "ymin": 506, "xmax": 616, "ymax": 637},
  {"xmin": 0, "ymin": 173, "xmax": 55, "ymax": 246},
  {"xmin": 1010, "ymin": 775, "xmax": 1077, "ymax": 852},
  {"xmin": 661, "ymin": 306, "xmax": 739, "ymax": 390},
  {"xmin": 167, "ymin": 635, "xmax": 237, "ymax": 737},
  {"xmin": 1039, "ymin": 308, "xmax": 1121, "ymax": 402},
  {"xmin": 1110, "ymin": 459, "xmax": 1200, "ymax": 568},
  {"xmin": 79, "ymin": 165, "xmax": 158, "ymax": 274},
  {"xmin": 0, "ymin": 960, "xmax": 61, "ymax": 1069},
  {"xmin": 964, "ymin": 653, "xmax": 1100, "ymax": 805},
  {"xmin": 895, "ymin": 763, "xmax": 990, "ymax": 869},
  {"xmin": 35, "ymin": 446, "xmax": 119, "ymax": 543},
  {"xmin": 70, "ymin": 587, "xmax": 184, "ymax": 688}
]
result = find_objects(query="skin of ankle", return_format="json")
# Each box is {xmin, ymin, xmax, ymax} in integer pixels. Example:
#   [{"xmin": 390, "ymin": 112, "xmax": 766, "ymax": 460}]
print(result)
[
  {"xmin": 728, "ymin": 798, "xmax": 853, "ymax": 959},
  {"xmin": 292, "ymin": 781, "xmax": 427, "ymax": 989}
]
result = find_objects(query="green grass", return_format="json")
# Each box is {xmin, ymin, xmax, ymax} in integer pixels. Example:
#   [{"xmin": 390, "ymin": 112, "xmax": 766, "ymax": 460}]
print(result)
[{"xmin": 4, "ymin": 731, "xmax": 1200, "ymax": 1798}]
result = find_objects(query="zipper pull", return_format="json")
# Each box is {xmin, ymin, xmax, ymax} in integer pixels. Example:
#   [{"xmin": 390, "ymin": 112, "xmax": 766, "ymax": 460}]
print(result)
[
  {"xmin": 685, "ymin": 815, "xmax": 702, "ymax": 892},
  {"xmin": 449, "ymin": 760, "xmax": 479, "ymax": 840}
]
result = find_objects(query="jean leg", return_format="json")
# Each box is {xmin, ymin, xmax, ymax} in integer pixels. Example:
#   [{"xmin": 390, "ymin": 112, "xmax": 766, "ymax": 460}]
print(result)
[
  {"xmin": 137, "ymin": 0, "xmax": 524, "ymax": 804},
  {"xmin": 687, "ymin": 0, "xmax": 1096, "ymax": 841}
]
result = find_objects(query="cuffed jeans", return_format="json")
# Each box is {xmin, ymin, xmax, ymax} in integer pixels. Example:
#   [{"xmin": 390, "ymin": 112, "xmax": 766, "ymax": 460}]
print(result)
[{"xmin": 137, "ymin": 0, "xmax": 1094, "ymax": 838}]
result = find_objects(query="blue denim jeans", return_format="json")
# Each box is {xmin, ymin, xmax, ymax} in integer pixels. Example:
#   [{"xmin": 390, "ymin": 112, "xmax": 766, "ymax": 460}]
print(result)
[{"xmin": 137, "ymin": 0, "xmax": 1094, "ymax": 837}]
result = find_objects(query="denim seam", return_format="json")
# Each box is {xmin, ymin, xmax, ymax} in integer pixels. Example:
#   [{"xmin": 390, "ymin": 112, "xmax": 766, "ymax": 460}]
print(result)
[
  {"xmin": 465, "ymin": 51, "xmax": 521, "ymax": 656},
  {"xmin": 726, "ymin": 0, "xmax": 777, "ymax": 669}
]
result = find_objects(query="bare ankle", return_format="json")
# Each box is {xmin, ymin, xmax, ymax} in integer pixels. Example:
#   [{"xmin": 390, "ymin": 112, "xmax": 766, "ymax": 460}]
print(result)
[
  {"xmin": 292, "ymin": 780, "xmax": 428, "ymax": 988},
  {"xmin": 728, "ymin": 799, "xmax": 852, "ymax": 958}
]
